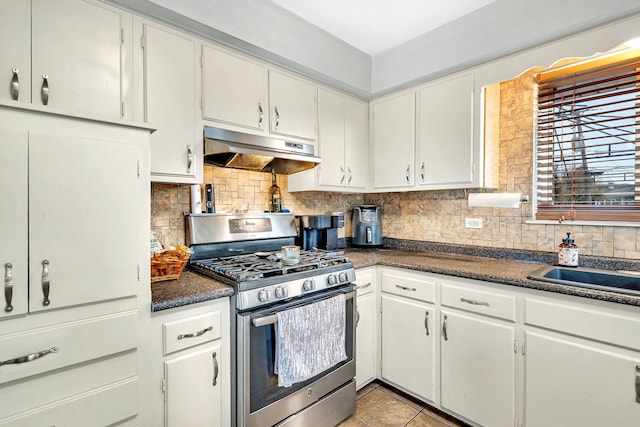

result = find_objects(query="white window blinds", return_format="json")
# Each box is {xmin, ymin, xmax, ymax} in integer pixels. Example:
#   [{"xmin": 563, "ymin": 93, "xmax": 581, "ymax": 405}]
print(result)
[{"xmin": 535, "ymin": 48, "xmax": 640, "ymax": 221}]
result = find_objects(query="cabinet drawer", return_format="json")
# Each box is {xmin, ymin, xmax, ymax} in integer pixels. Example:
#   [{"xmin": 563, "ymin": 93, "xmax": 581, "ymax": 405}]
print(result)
[
  {"xmin": 354, "ymin": 267, "xmax": 375, "ymax": 296},
  {"xmin": 0, "ymin": 377, "xmax": 138, "ymax": 427},
  {"xmin": 441, "ymin": 283, "xmax": 516, "ymax": 322},
  {"xmin": 163, "ymin": 310, "xmax": 222, "ymax": 355},
  {"xmin": 381, "ymin": 268, "xmax": 435, "ymax": 303},
  {"xmin": 525, "ymin": 298, "xmax": 640, "ymax": 351},
  {"xmin": 0, "ymin": 311, "xmax": 137, "ymax": 385},
  {"xmin": 1, "ymin": 352, "xmax": 136, "ymax": 420}
]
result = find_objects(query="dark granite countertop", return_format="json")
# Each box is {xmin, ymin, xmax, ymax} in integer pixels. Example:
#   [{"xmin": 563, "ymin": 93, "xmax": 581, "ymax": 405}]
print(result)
[
  {"xmin": 151, "ymin": 270, "xmax": 234, "ymax": 312},
  {"xmin": 345, "ymin": 248, "xmax": 640, "ymax": 307},
  {"xmin": 150, "ymin": 247, "xmax": 640, "ymax": 312}
]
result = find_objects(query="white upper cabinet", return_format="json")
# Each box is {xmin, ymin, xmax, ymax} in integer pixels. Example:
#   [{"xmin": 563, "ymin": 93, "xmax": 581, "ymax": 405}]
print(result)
[
  {"xmin": 202, "ymin": 45, "xmax": 268, "ymax": 132},
  {"xmin": 136, "ymin": 18, "xmax": 201, "ymax": 184},
  {"xmin": 0, "ymin": 0, "xmax": 31, "ymax": 103},
  {"xmin": 0, "ymin": 0, "xmax": 134, "ymax": 120},
  {"xmin": 0, "ymin": 128, "xmax": 28, "ymax": 318},
  {"xmin": 288, "ymin": 88, "xmax": 368, "ymax": 192},
  {"xmin": 416, "ymin": 73, "xmax": 475, "ymax": 188},
  {"xmin": 371, "ymin": 92, "xmax": 415, "ymax": 189},
  {"xmin": 0, "ymin": 112, "xmax": 144, "ymax": 318},
  {"xmin": 268, "ymin": 70, "xmax": 317, "ymax": 141}
]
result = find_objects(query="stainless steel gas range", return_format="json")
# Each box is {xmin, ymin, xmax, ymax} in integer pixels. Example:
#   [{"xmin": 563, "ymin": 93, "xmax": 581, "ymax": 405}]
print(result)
[{"xmin": 186, "ymin": 212, "xmax": 357, "ymax": 427}]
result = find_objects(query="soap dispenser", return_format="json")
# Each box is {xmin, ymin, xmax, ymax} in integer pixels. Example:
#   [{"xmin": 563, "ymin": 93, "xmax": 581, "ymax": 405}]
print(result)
[{"xmin": 558, "ymin": 232, "xmax": 578, "ymax": 267}]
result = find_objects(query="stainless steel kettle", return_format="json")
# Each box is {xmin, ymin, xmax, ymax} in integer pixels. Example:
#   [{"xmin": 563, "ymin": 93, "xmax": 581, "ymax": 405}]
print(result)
[{"xmin": 352, "ymin": 205, "xmax": 382, "ymax": 247}]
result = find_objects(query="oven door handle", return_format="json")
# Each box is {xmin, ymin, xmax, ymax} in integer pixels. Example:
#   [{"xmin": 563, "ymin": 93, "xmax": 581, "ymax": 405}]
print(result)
[{"xmin": 251, "ymin": 290, "xmax": 356, "ymax": 327}]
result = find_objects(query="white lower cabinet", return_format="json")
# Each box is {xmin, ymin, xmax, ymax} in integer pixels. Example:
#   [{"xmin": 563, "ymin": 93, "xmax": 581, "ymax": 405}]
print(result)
[
  {"xmin": 374, "ymin": 266, "xmax": 640, "ymax": 427},
  {"xmin": 165, "ymin": 342, "xmax": 223, "ymax": 427},
  {"xmin": 440, "ymin": 310, "xmax": 516, "ymax": 427},
  {"xmin": 141, "ymin": 298, "xmax": 230, "ymax": 427},
  {"xmin": 354, "ymin": 267, "xmax": 377, "ymax": 389},
  {"xmin": 380, "ymin": 268, "xmax": 436, "ymax": 403},
  {"xmin": 523, "ymin": 296, "xmax": 640, "ymax": 427}
]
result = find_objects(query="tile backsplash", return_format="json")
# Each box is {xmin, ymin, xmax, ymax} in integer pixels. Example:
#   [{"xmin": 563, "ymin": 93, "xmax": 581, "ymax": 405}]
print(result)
[{"xmin": 151, "ymin": 68, "xmax": 639, "ymax": 259}]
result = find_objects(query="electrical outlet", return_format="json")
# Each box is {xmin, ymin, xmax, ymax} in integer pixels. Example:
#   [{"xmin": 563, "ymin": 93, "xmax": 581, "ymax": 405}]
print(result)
[{"xmin": 465, "ymin": 218, "xmax": 483, "ymax": 229}]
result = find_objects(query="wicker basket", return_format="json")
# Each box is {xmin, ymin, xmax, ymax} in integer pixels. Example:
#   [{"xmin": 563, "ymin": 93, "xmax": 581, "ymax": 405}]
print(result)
[{"xmin": 150, "ymin": 250, "xmax": 190, "ymax": 283}]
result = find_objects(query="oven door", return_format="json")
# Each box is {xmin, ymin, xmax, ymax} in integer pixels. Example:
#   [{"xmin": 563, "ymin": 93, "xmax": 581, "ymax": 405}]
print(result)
[{"xmin": 236, "ymin": 285, "xmax": 356, "ymax": 427}]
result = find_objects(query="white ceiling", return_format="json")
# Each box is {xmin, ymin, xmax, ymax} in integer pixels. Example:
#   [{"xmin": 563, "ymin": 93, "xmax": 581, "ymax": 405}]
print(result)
[{"xmin": 270, "ymin": 0, "xmax": 496, "ymax": 55}]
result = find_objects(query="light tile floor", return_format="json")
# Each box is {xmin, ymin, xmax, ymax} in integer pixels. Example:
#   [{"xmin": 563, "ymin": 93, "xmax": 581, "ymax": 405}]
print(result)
[{"xmin": 338, "ymin": 382, "xmax": 470, "ymax": 427}]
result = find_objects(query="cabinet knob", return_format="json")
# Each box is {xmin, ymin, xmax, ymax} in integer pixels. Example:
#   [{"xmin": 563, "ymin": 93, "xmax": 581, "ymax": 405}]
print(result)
[
  {"xmin": 41, "ymin": 260, "xmax": 51, "ymax": 306},
  {"xmin": 10, "ymin": 68, "xmax": 19, "ymax": 101},
  {"xmin": 274, "ymin": 106, "xmax": 280, "ymax": 130},
  {"xmin": 4, "ymin": 263, "xmax": 13, "ymax": 312},
  {"xmin": 186, "ymin": 145, "xmax": 193, "ymax": 173},
  {"xmin": 257, "ymin": 102, "xmax": 263, "ymax": 127},
  {"xmin": 41, "ymin": 74, "xmax": 49, "ymax": 106}
]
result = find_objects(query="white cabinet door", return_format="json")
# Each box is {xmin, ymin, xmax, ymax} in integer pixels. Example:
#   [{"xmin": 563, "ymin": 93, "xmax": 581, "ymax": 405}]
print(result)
[
  {"xmin": 381, "ymin": 294, "xmax": 435, "ymax": 403},
  {"xmin": 141, "ymin": 20, "xmax": 201, "ymax": 184},
  {"xmin": 0, "ymin": 0, "xmax": 30, "ymax": 103},
  {"xmin": 202, "ymin": 46, "xmax": 267, "ymax": 131},
  {"xmin": 440, "ymin": 310, "xmax": 515, "ymax": 427},
  {"xmin": 28, "ymin": 130, "xmax": 139, "ymax": 312},
  {"xmin": 0, "ymin": 127, "xmax": 28, "ymax": 318},
  {"xmin": 417, "ymin": 73, "xmax": 474, "ymax": 188},
  {"xmin": 31, "ymin": 0, "xmax": 132, "ymax": 119},
  {"xmin": 525, "ymin": 331, "xmax": 640, "ymax": 427},
  {"xmin": 344, "ymin": 96, "xmax": 369, "ymax": 190},
  {"xmin": 317, "ymin": 88, "xmax": 346, "ymax": 187},
  {"xmin": 165, "ymin": 342, "xmax": 223, "ymax": 427},
  {"xmin": 372, "ymin": 92, "xmax": 415, "ymax": 189},
  {"xmin": 269, "ymin": 70, "xmax": 316, "ymax": 141},
  {"xmin": 355, "ymin": 292, "xmax": 376, "ymax": 389}
]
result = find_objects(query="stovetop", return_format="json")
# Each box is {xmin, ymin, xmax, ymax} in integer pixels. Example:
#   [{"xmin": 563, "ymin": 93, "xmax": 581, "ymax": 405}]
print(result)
[
  {"xmin": 191, "ymin": 250, "xmax": 350, "ymax": 283},
  {"xmin": 189, "ymin": 249, "xmax": 355, "ymax": 310}
]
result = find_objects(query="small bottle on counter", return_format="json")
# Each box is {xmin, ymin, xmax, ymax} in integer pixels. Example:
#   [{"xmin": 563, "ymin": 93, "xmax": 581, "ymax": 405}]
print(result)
[
  {"xmin": 558, "ymin": 232, "xmax": 578, "ymax": 267},
  {"xmin": 270, "ymin": 169, "xmax": 282, "ymax": 212}
]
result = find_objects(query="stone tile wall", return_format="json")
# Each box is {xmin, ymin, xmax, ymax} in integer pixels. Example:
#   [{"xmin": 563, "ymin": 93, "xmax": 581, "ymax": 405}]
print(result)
[
  {"xmin": 151, "ymin": 68, "xmax": 639, "ymax": 259},
  {"xmin": 151, "ymin": 165, "xmax": 364, "ymax": 248}
]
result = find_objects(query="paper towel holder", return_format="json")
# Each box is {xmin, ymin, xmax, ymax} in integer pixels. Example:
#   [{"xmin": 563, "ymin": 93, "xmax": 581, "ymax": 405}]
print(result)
[{"xmin": 467, "ymin": 192, "xmax": 529, "ymax": 208}]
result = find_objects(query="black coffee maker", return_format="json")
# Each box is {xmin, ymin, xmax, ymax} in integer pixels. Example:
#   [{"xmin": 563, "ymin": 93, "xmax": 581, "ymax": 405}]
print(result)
[{"xmin": 296, "ymin": 213, "xmax": 345, "ymax": 250}]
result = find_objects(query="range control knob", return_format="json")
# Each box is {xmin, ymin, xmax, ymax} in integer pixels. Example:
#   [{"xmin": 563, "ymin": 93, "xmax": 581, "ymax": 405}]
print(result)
[
  {"xmin": 338, "ymin": 272, "xmax": 349, "ymax": 283},
  {"xmin": 327, "ymin": 274, "xmax": 338, "ymax": 286},
  {"xmin": 275, "ymin": 286, "xmax": 288, "ymax": 299},
  {"xmin": 302, "ymin": 279, "xmax": 316, "ymax": 292},
  {"xmin": 258, "ymin": 289, "xmax": 271, "ymax": 302}
]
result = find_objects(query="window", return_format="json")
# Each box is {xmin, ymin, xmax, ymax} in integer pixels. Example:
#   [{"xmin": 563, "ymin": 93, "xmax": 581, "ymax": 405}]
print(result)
[{"xmin": 534, "ymin": 48, "xmax": 640, "ymax": 222}]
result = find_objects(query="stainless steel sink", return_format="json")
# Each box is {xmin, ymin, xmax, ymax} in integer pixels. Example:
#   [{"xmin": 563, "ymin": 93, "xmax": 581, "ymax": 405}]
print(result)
[{"xmin": 528, "ymin": 266, "xmax": 640, "ymax": 296}]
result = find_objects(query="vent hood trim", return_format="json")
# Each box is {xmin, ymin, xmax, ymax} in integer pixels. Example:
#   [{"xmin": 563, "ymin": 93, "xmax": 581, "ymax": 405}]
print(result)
[{"xmin": 203, "ymin": 126, "xmax": 321, "ymax": 175}]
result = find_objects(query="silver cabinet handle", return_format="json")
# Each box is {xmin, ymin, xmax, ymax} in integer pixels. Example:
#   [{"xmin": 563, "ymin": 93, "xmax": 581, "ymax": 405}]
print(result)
[
  {"xmin": 4, "ymin": 263, "xmax": 13, "ymax": 312},
  {"xmin": 258, "ymin": 102, "xmax": 263, "ymax": 127},
  {"xmin": 405, "ymin": 164, "xmax": 410, "ymax": 183},
  {"xmin": 340, "ymin": 165, "xmax": 345, "ymax": 185},
  {"xmin": 424, "ymin": 311, "xmax": 430, "ymax": 336},
  {"xmin": 442, "ymin": 314, "xmax": 448, "ymax": 341},
  {"xmin": 395, "ymin": 284, "xmax": 416, "ymax": 292},
  {"xmin": 41, "ymin": 74, "xmax": 49, "ymax": 105},
  {"xmin": 177, "ymin": 325, "xmax": 213, "ymax": 340},
  {"xmin": 355, "ymin": 282, "xmax": 371, "ymax": 290},
  {"xmin": 41, "ymin": 260, "xmax": 51, "ymax": 306},
  {"xmin": 274, "ymin": 106, "xmax": 280, "ymax": 130},
  {"xmin": 0, "ymin": 346, "xmax": 59, "ymax": 366},
  {"xmin": 460, "ymin": 297, "xmax": 490, "ymax": 307},
  {"xmin": 10, "ymin": 68, "xmax": 19, "ymax": 100},
  {"xmin": 420, "ymin": 162, "xmax": 425, "ymax": 181},
  {"xmin": 356, "ymin": 308, "xmax": 360, "ymax": 327},
  {"xmin": 186, "ymin": 144, "xmax": 193, "ymax": 173},
  {"xmin": 636, "ymin": 366, "xmax": 640, "ymax": 403},
  {"xmin": 212, "ymin": 351, "xmax": 219, "ymax": 386},
  {"xmin": 348, "ymin": 166, "xmax": 352, "ymax": 185}
]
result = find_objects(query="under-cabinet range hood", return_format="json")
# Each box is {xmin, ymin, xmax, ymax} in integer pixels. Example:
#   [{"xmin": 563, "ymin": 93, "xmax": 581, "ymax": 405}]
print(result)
[{"xmin": 203, "ymin": 126, "xmax": 321, "ymax": 174}]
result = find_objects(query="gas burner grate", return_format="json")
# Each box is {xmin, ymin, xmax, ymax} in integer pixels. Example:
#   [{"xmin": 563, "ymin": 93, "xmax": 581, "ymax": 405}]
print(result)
[{"xmin": 191, "ymin": 250, "xmax": 350, "ymax": 283}]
